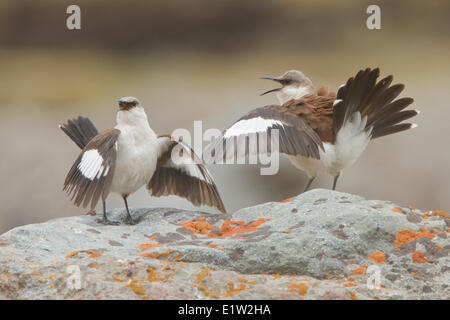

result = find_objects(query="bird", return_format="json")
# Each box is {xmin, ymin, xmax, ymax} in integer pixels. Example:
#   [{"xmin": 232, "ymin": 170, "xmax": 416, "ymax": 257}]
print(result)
[
  {"xmin": 205, "ymin": 67, "xmax": 419, "ymax": 192},
  {"xmin": 60, "ymin": 96, "xmax": 226, "ymax": 225}
]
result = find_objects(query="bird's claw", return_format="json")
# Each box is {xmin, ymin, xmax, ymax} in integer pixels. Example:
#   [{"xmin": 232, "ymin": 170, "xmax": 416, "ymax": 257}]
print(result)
[{"xmin": 96, "ymin": 218, "xmax": 120, "ymax": 225}]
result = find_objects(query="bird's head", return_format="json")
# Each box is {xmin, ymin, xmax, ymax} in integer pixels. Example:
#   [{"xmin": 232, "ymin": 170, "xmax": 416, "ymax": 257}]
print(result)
[
  {"xmin": 118, "ymin": 96, "xmax": 140, "ymax": 111},
  {"xmin": 260, "ymin": 70, "xmax": 314, "ymax": 104}
]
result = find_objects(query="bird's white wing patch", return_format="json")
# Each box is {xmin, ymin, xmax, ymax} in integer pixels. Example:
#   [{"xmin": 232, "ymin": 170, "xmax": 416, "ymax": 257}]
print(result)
[
  {"xmin": 223, "ymin": 117, "xmax": 283, "ymax": 138},
  {"xmin": 333, "ymin": 99, "xmax": 343, "ymax": 106},
  {"xmin": 168, "ymin": 143, "xmax": 207, "ymax": 182},
  {"xmin": 77, "ymin": 149, "xmax": 104, "ymax": 180}
]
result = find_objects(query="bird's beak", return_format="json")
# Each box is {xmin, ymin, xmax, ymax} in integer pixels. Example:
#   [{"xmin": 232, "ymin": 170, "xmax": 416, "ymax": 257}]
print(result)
[{"xmin": 260, "ymin": 77, "xmax": 282, "ymax": 96}]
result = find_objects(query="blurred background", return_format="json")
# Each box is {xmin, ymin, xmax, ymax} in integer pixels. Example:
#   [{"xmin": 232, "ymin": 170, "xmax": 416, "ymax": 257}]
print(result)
[{"xmin": 0, "ymin": 0, "xmax": 449, "ymax": 233}]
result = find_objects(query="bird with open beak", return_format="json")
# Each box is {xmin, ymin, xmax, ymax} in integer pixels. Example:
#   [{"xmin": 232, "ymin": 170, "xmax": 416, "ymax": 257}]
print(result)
[
  {"xmin": 260, "ymin": 70, "xmax": 315, "ymax": 104},
  {"xmin": 206, "ymin": 68, "xmax": 419, "ymax": 193}
]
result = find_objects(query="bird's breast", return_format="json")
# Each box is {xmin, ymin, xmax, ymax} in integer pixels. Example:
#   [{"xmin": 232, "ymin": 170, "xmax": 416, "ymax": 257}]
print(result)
[{"xmin": 111, "ymin": 126, "xmax": 159, "ymax": 195}]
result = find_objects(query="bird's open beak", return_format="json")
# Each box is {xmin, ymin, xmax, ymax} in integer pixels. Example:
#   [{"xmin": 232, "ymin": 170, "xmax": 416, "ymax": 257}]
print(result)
[{"xmin": 260, "ymin": 77, "xmax": 282, "ymax": 96}]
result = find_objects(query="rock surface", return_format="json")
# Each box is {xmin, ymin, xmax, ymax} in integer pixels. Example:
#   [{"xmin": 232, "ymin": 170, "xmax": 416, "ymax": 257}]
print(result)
[{"xmin": 0, "ymin": 189, "xmax": 448, "ymax": 300}]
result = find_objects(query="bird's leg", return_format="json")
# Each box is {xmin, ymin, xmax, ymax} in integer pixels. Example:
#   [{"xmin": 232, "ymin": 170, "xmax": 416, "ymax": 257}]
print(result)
[
  {"xmin": 303, "ymin": 177, "xmax": 315, "ymax": 193},
  {"xmin": 332, "ymin": 173, "xmax": 340, "ymax": 191},
  {"xmin": 123, "ymin": 196, "xmax": 137, "ymax": 225},
  {"xmin": 96, "ymin": 200, "xmax": 119, "ymax": 225}
]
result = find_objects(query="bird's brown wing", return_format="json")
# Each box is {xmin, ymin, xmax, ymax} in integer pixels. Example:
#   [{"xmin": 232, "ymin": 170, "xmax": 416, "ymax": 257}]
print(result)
[
  {"xmin": 147, "ymin": 135, "xmax": 226, "ymax": 213},
  {"xmin": 63, "ymin": 128, "xmax": 120, "ymax": 209},
  {"xmin": 204, "ymin": 104, "xmax": 324, "ymax": 164}
]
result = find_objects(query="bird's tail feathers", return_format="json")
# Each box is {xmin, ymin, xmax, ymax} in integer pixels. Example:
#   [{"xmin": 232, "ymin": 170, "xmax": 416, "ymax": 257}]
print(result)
[
  {"xmin": 333, "ymin": 67, "xmax": 418, "ymax": 140},
  {"xmin": 59, "ymin": 116, "xmax": 99, "ymax": 149}
]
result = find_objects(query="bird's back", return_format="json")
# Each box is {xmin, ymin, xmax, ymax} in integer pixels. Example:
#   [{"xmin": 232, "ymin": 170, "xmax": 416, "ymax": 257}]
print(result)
[{"xmin": 280, "ymin": 88, "xmax": 337, "ymax": 143}]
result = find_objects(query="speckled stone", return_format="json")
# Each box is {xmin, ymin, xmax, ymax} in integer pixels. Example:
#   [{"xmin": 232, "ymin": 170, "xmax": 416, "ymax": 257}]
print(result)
[{"xmin": 0, "ymin": 189, "xmax": 448, "ymax": 300}]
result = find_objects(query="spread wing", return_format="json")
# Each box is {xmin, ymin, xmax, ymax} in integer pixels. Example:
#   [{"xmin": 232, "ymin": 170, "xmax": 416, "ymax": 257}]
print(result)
[
  {"xmin": 63, "ymin": 128, "xmax": 120, "ymax": 209},
  {"xmin": 147, "ymin": 135, "xmax": 226, "ymax": 213},
  {"xmin": 204, "ymin": 105, "xmax": 323, "ymax": 164}
]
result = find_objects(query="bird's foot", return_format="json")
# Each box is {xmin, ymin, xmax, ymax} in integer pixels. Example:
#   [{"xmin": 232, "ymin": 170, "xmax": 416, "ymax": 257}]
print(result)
[
  {"xmin": 124, "ymin": 216, "xmax": 138, "ymax": 225},
  {"xmin": 96, "ymin": 218, "xmax": 120, "ymax": 225}
]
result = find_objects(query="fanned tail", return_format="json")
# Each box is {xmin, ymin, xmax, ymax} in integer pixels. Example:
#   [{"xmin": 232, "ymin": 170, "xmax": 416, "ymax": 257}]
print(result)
[
  {"xmin": 59, "ymin": 116, "xmax": 99, "ymax": 149},
  {"xmin": 333, "ymin": 67, "xmax": 418, "ymax": 140}
]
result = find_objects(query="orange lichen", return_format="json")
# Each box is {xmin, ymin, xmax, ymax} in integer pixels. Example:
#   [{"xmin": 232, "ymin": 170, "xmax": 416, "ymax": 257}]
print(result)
[
  {"xmin": 175, "ymin": 253, "xmax": 183, "ymax": 260},
  {"xmin": 223, "ymin": 283, "xmax": 248, "ymax": 297},
  {"xmin": 139, "ymin": 252, "xmax": 158, "ymax": 259},
  {"xmin": 197, "ymin": 285, "xmax": 220, "ymax": 299},
  {"xmin": 137, "ymin": 244, "xmax": 161, "ymax": 251},
  {"xmin": 416, "ymin": 231, "xmax": 436, "ymax": 240},
  {"xmin": 369, "ymin": 251, "xmax": 386, "ymax": 264},
  {"xmin": 65, "ymin": 250, "xmax": 102, "ymax": 259},
  {"xmin": 394, "ymin": 229, "xmax": 437, "ymax": 247},
  {"xmin": 288, "ymin": 283, "xmax": 309, "ymax": 295},
  {"xmin": 271, "ymin": 274, "xmax": 282, "ymax": 280},
  {"xmin": 238, "ymin": 278, "xmax": 255, "ymax": 285},
  {"xmin": 87, "ymin": 251, "xmax": 101, "ymax": 258},
  {"xmin": 424, "ymin": 210, "xmax": 448, "ymax": 219},
  {"xmin": 194, "ymin": 269, "xmax": 211, "ymax": 284},
  {"xmin": 410, "ymin": 271, "xmax": 416, "ymax": 275},
  {"xmin": 202, "ymin": 244, "xmax": 224, "ymax": 250},
  {"xmin": 113, "ymin": 274, "xmax": 127, "ymax": 282},
  {"xmin": 343, "ymin": 283, "xmax": 357, "ymax": 288},
  {"xmin": 352, "ymin": 267, "xmax": 367, "ymax": 276},
  {"xmin": 48, "ymin": 274, "xmax": 57, "ymax": 279},
  {"xmin": 181, "ymin": 221, "xmax": 216, "ymax": 234},
  {"xmin": 392, "ymin": 208, "xmax": 403, "ymax": 214},
  {"xmin": 126, "ymin": 279, "xmax": 146, "ymax": 296},
  {"xmin": 148, "ymin": 236, "xmax": 157, "ymax": 241},
  {"xmin": 412, "ymin": 251, "xmax": 428, "ymax": 263},
  {"xmin": 208, "ymin": 218, "xmax": 271, "ymax": 238},
  {"xmin": 350, "ymin": 292, "xmax": 358, "ymax": 300},
  {"xmin": 280, "ymin": 198, "xmax": 292, "ymax": 203},
  {"xmin": 65, "ymin": 251, "xmax": 78, "ymax": 259},
  {"xmin": 147, "ymin": 267, "xmax": 164, "ymax": 282},
  {"xmin": 394, "ymin": 230, "xmax": 416, "ymax": 247},
  {"xmin": 139, "ymin": 249, "xmax": 173, "ymax": 260},
  {"xmin": 197, "ymin": 217, "xmax": 207, "ymax": 221}
]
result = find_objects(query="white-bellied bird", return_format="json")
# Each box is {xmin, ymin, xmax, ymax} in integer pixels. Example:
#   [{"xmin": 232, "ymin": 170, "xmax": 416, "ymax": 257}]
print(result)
[{"xmin": 60, "ymin": 97, "xmax": 225, "ymax": 225}]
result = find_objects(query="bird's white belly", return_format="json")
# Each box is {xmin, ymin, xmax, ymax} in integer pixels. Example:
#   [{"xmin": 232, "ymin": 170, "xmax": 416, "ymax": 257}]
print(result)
[
  {"xmin": 110, "ymin": 132, "xmax": 158, "ymax": 196},
  {"xmin": 287, "ymin": 113, "xmax": 371, "ymax": 177}
]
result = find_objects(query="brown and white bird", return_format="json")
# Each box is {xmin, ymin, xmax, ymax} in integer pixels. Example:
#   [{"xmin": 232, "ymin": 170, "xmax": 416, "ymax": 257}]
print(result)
[
  {"xmin": 205, "ymin": 68, "xmax": 419, "ymax": 192},
  {"xmin": 60, "ymin": 96, "xmax": 225, "ymax": 225}
]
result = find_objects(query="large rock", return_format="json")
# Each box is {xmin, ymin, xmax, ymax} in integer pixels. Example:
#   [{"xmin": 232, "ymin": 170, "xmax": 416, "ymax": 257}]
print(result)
[{"xmin": 0, "ymin": 189, "xmax": 448, "ymax": 300}]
